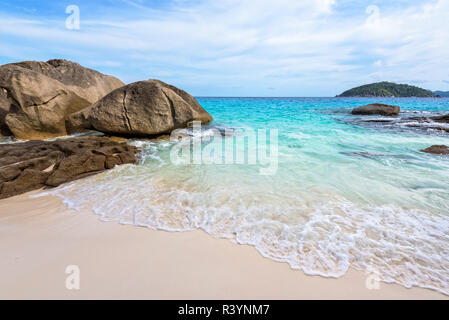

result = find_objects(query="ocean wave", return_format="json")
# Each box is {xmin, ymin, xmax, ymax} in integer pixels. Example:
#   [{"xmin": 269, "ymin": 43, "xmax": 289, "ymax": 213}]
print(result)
[
  {"xmin": 34, "ymin": 167, "xmax": 449, "ymax": 296},
  {"xmin": 0, "ymin": 136, "xmax": 17, "ymax": 144},
  {"xmin": 401, "ymin": 110, "xmax": 433, "ymax": 114}
]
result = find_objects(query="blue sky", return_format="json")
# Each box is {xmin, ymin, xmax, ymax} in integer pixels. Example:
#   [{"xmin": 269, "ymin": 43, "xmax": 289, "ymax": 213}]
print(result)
[{"xmin": 0, "ymin": 0, "xmax": 448, "ymax": 96}]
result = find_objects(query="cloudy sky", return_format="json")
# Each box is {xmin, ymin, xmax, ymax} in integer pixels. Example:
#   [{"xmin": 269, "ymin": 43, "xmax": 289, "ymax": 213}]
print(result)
[{"xmin": 0, "ymin": 0, "xmax": 448, "ymax": 96}]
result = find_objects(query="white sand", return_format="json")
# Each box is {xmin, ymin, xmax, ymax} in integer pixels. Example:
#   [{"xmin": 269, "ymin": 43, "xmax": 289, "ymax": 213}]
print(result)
[{"xmin": 0, "ymin": 191, "xmax": 447, "ymax": 300}]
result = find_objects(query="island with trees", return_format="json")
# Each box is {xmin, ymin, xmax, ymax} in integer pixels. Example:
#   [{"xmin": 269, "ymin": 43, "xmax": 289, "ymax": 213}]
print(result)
[{"xmin": 338, "ymin": 81, "xmax": 436, "ymax": 97}]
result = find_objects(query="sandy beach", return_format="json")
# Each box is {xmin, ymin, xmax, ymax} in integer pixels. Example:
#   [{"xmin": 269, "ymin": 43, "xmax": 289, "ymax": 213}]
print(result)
[{"xmin": 0, "ymin": 191, "xmax": 447, "ymax": 300}]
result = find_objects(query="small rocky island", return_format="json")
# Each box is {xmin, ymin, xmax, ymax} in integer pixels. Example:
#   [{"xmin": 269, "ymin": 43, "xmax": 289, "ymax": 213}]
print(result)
[
  {"xmin": 338, "ymin": 81, "xmax": 436, "ymax": 97},
  {"xmin": 0, "ymin": 59, "xmax": 213, "ymax": 198}
]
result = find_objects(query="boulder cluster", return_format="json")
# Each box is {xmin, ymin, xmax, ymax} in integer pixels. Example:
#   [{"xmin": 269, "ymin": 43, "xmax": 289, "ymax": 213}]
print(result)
[
  {"xmin": 0, "ymin": 59, "xmax": 124, "ymax": 139},
  {"xmin": 0, "ymin": 59, "xmax": 212, "ymax": 139},
  {"xmin": 351, "ymin": 103, "xmax": 449, "ymax": 156},
  {"xmin": 0, "ymin": 59, "xmax": 213, "ymax": 198}
]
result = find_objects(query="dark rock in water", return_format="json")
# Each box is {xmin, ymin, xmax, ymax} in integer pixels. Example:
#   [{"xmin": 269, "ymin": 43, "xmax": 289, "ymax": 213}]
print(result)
[
  {"xmin": 340, "ymin": 108, "xmax": 449, "ymax": 137},
  {"xmin": 420, "ymin": 145, "xmax": 449, "ymax": 155},
  {"xmin": 431, "ymin": 114, "xmax": 449, "ymax": 123},
  {"xmin": 71, "ymin": 79, "xmax": 213, "ymax": 137},
  {"xmin": 0, "ymin": 136, "xmax": 139, "ymax": 199},
  {"xmin": 352, "ymin": 103, "xmax": 400, "ymax": 116},
  {"xmin": 0, "ymin": 60, "xmax": 124, "ymax": 139}
]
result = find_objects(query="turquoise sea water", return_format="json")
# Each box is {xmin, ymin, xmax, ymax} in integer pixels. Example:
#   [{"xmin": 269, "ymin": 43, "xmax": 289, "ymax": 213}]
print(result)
[{"xmin": 40, "ymin": 97, "xmax": 449, "ymax": 294}]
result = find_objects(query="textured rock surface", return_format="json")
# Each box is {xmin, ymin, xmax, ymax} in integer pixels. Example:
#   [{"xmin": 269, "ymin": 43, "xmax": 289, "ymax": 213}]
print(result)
[
  {"xmin": 8, "ymin": 59, "xmax": 124, "ymax": 104},
  {"xmin": 0, "ymin": 88, "xmax": 11, "ymax": 136},
  {"xmin": 421, "ymin": 145, "xmax": 449, "ymax": 155},
  {"xmin": 66, "ymin": 105, "xmax": 93, "ymax": 134},
  {"xmin": 352, "ymin": 103, "xmax": 400, "ymax": 116},
  {"xmin": 0, "ymin": 64, "xmax": 91, "ymax": 139},
  {"xmin": 0, "ymin": 136, "xmax": 139, "ymax": 199},
  {"xmin": 431, "ymin": 114, "xmax": 449, "ymax": 123},
  {"xmin": 0, "ymin": 60, "xmax": 124, "ymax": 139},
  {"xmin": 83, "ymin": 79, "xmax": 213, "ymax": 136}
]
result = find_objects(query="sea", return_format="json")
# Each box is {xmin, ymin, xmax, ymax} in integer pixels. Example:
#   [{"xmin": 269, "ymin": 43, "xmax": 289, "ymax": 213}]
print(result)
[{"xmin": 34, "ymin": 97, "xmax": 449, "ymax": 295}]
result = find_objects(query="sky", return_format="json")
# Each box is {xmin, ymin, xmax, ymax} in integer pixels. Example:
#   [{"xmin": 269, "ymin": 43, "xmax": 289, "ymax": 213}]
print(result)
[{"xmin": 0, "ymin": 0, "xmax": 448, "ymax": 97}]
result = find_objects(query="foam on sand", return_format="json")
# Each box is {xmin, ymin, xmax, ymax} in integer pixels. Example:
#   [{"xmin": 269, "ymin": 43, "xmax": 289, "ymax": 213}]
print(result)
[{"xmin": 36, "ymin": 154, "xmax": 449, "ymax": 295}]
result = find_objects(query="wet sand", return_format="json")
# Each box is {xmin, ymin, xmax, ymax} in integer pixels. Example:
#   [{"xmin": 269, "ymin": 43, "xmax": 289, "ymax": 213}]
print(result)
[{"xmin": 0, "ymin": 191, "xmax": 447, "ymax": 300}]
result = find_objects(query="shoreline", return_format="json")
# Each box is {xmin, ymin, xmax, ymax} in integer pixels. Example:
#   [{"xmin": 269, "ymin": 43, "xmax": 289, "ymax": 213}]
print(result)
[{"xmin": 0, "ymin": 191, "xmax": 447, "ymax": 300}]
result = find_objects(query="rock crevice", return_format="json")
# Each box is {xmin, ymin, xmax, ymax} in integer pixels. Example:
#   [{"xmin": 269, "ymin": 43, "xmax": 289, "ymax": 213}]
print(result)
[
  {"xmin": 84, "ymin": 79, "xmax": 213, "ymax": 137},
  {"xmin": 122, "ymin": 90, "xmax": 133, "ymax": 132}
]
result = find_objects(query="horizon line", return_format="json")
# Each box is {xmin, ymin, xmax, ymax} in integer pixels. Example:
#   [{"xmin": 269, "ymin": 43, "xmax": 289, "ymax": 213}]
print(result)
[{"xmin": 194, "ymin": 96, "xmax": 447, "ymax": 99}]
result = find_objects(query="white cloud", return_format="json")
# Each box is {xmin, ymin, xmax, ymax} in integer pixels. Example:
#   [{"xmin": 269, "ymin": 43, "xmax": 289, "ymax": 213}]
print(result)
[{"xmin": 0, "ymin": 0, "xmax": 448, "ymax": 95}]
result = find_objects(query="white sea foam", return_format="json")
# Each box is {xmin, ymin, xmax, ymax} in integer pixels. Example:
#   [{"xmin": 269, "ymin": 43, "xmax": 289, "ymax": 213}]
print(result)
[
  {"xmin": 34, "ymin": 157, "xmax": 449, "ymax": 296},
  {"xmin": 0, "ymin": 136, "xmax": 19, "ymax": 144},
  {"xmin": 29, "ymin": 126, "xmax": 449, "ymax": 296},
  {"xmin": 398, "ymin": 121, "xmax": 449, "ymax": 130},
  {"xmin": 401, "ymin": 110, "xmax": 432, "ymax": 114}
]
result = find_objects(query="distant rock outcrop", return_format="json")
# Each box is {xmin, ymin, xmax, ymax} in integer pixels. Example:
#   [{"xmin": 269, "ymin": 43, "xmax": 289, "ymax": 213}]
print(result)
[
  {"xmin": 338, "ymin": 82, "xmax": 435, "ymax": 97},
  {"xmin": 431, "ymin": 114, "xmax": 449, "ymax": 123},
  {"xmin": 351, "ymin": 103, "xmax": 400, "ymax": 116},
  {"xmin": 421, "ymin": 145, "xmax": 449, "ymax": 155},
  {"xmin": 0, "ymin": 60, "xmax": 124, "ymax": 139},
  {"xmin": 71, "ymin": 79, "xmax": 213, "ymax": 137},
  {"xmin": 0, "ymin": 136, "xmax": 139, "ymax": 199},
  {"xmin": 434, "ymin": 91, "xmax": 449, "ymax": 97}
]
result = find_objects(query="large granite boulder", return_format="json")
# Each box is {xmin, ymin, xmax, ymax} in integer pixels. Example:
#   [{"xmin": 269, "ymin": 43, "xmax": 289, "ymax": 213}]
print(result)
[
  {"xmin": 71, "ymin": 79, "xmax": 213, "ymax": 136},
  {"xmin": 352, "ymin": 103, "xmax": 400, "ymax": 116},
  {"xmin": 0, "ymin": 64, "xmax": 91, "ymax": 139},
  {"xmin": 421, "ymin": 145, "xmax": 449, "ymax": 155},
  {"xmin": 0, "ymin": 60, "xmax": 124, "ymax": 139},
  {"xmin": 11, "ymin": 59, "xmax": 124, "ymax": 103},
  {"xmin": 0, "ymin": 136, "xmax": 139, "ymax": 199},
  {"xmin": 0, "ymin": 87, "xmax": 11, "ymax": 136}
]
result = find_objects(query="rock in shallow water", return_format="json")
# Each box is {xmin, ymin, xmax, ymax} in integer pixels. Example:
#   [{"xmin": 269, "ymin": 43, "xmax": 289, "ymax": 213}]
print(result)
[
  {"xmin": 0, "ymin": 136, "xmax": 139, "ymax": 199},
  {"xmin": 431, "ymin": 114, "xmax": 449, "ymax": 123},
  {"xmin": 352, "ymin": 103, "xmax": 400, "ymax": 116},
  {"xmin": 420, "ymin": 145, "xmax": 449, "ymax": 155}
]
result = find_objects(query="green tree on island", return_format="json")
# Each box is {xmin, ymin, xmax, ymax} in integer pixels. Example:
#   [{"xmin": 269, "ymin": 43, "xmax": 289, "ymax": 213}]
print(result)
[{"xmin": 338, "ymin": 81, "xmax": 436, "ymax": 97}]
